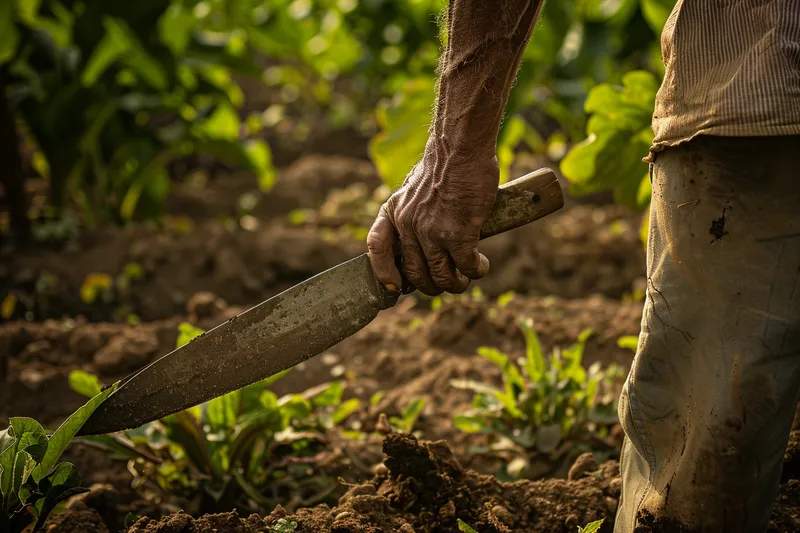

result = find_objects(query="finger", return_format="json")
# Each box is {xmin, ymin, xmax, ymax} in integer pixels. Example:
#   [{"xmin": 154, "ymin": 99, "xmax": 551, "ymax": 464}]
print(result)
[
  {"xmin": 449, "ymin": 243, "xmax": 490, "ymax": 280},
  {"xmin": 401, "ymin": 235, "xmax": 441, "ymax": 296},
  {"xmin": 366, "ymin": 211, "xmax": 402, "ymax": 293},
  {"xmin": 421, "ymin": 242, "xmax": 470, "ymax": 294}
]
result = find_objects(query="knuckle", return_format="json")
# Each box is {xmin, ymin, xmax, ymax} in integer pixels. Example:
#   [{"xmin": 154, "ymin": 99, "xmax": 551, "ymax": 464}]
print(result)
[
  {"xmin": 403, "ymin": 265, "xmax": 425, "ymax": 283},
  {"xmin": 366, "ymin": 230, "xmax": 385, "ymax": 254}
]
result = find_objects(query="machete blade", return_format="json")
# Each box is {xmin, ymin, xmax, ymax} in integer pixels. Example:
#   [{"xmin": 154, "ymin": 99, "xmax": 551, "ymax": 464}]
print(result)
[{"xmin": 79, "ymin": 254, "xmax": 396, "ymax": 435}]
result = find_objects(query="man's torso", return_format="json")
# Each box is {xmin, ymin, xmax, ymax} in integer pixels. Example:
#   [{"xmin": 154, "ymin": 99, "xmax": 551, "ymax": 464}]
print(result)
[{"xmin": 651, "ymin": 0, "xmax": 800, "ymax": 154}]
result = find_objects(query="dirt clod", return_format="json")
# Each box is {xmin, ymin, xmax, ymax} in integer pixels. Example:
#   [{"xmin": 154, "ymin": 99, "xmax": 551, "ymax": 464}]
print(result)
[
  {"xmin": 569, "ymin": 452, "xmax": 600, "ymax": 481},
  {"xmin": 46, "ymin": 502, "xmax": 109, "ymax": 533},
  {"xmin": 93, "ymin": 328, "xmax": 159, "ymax": 374}
]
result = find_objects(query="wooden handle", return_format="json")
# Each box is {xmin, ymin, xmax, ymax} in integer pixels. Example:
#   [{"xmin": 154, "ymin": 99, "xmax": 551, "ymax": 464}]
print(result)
[{"xmin": 479, "ymin": 168, "xmax": 564, "ymax": 240}]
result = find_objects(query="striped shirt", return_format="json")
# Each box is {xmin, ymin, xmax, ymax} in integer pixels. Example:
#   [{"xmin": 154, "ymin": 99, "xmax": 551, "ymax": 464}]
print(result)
[{"xmin": 650, "ymin": 0, "xmax": 800, "ymax": 157}]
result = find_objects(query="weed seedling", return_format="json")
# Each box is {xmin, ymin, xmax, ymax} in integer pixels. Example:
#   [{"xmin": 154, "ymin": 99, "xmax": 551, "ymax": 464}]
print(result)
[
  {"xmin": 70, "ymin": 323, "xmax": 364, "ymax": 513},
  {"xmin": 0, "ymin": 385, "xmax": 116, "ymax": 532},
  {"xmin": 452, "ymin": 318, "xmax": 623, "ymax": 477}
]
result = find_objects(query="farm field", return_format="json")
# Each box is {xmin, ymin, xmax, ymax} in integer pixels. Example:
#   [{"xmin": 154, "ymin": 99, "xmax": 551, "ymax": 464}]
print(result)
[{"xmin": 2, "ymin": 1, "xmax": 800, "ymax": 532}]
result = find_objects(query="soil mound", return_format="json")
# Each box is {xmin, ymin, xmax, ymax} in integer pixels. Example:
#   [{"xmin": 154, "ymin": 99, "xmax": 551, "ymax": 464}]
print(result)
[
  {"xmin": 124, "ymin": 434, "xmax": 621, "ymax": 533},
  {"xmin": 47, "ymin": 432, "xmax": 800, "ymax": 533}
]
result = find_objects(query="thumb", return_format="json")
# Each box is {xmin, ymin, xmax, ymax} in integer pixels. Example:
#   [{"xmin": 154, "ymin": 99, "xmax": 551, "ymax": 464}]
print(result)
[{"xmin": 367, "ymin": 210, "xmax": 403, "ymax": 292}]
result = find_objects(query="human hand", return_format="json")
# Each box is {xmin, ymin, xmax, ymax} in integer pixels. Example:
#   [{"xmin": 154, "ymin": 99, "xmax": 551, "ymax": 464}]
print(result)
[{"xmin": 367, "ymin": 146, "xmax": 498, "ymax": 296}]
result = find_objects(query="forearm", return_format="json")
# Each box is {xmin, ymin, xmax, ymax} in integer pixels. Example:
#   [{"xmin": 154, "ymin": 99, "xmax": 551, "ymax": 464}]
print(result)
[{"xmin": 430, "ymin": 0, "xmax": 544, "ymax": 162}]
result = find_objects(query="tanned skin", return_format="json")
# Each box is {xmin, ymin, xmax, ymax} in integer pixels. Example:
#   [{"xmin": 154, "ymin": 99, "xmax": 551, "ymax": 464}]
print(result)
[{"xmin": 367, "ymin": 0, "xmax": 545, "ymax": 296}]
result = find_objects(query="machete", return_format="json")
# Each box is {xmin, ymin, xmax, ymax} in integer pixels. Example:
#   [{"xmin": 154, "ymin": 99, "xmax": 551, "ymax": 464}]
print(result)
[{"xmin": 78, "ymin": 168, "xmax": 564, "ymax": 436}]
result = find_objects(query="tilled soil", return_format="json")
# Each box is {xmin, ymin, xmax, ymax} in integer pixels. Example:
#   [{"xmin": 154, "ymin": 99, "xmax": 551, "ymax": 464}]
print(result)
[
  {"xmin": 1, "ymin": 291, "xmax": 641, "ymax": 528},
  {"xmin": 1, "ymin": 292, "xmax": 643, "ymax": 439},
  {"xmin": 1, "ymin": 156, "xmax": 646, "ymax": 323},
  {"xmin": 47, "ymin": 431, "xmax": 800, "ymax": 533}
]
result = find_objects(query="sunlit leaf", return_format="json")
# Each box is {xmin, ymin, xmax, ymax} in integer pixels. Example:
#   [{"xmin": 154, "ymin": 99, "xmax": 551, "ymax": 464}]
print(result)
[
  {"xmin": 177, "ymin": 322, "xmax": 205, "ymax": 349},
  {"xmin": 32, "ymin": 383, "xmax": 117, "ymax": 483},
  {"xmin": 69, "ymin": 370, "xmax": 103, "ymax": 398},
  {"xmin": 206, "ymin": 392, "xmax": 238, "ymax": 432},
  {"xmin": 159, "ymin": 5, "xmax": 194, "ymax": 55},
  {"xmin": 617, "ymin": 335, "xmax": 639, "ymax": 352},
  {"xmin": 368, "ymin": 77, "xmax": 435, "ymax": 189},
  {"xmin": 332, "ymin": 399, "xmax": 361, "ymax": 424},
  {"xmin": 0, "ymin": 0, "xmax": 19, "ymax": 65},
  {"xmin": 579, "ymin": 518, "xmax": 606, "ymax": 533},
  {"xmin": 457, "ymin": 519, "xmax": 480, "ymax": 533},
  {"xmin": 79, "ymin": 273, "xmax": 113, "ymax": 304},
  {"xmin": 640, "ymin": 0, "xmax": 676, "ymax": 34},
  {"xmin": 311, "ymin": 382, "xmax": 344, "ymax": 408},
  {"xmin": 83, "ymin": 17, "xmax": 168, "ymax": 90},
  {"xmin": 1, "ymin": 294, "xmax": 17, "ymax": 320},
  {"xmin": 453, "ymin": 415, "xmax": 484, "ymax": 433}
]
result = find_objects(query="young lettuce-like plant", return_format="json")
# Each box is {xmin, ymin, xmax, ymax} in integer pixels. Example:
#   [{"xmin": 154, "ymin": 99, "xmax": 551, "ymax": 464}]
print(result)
[
  {"xmin": 0, "ymin": 385, "xmax": 116, "ymax": 532},
  {"xmin": 70, "ymin": 324, "xmax": 362, "ymax": 512},
  {"xmin": 452, "ymin": 318, "xmax": 623, "ymax": 462}
]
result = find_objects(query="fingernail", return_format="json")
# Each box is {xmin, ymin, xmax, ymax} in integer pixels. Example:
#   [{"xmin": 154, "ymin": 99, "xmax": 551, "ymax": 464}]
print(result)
[
  {"xmin": 479, "ymin": 255, "xmax": 490, "ymax": 276},
  {"xmin": 385, "ymin": 283, "xmax": 398, "ymax": 293}
]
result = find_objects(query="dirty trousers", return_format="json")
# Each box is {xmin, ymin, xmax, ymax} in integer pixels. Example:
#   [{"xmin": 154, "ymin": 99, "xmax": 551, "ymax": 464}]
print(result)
[{"xmin": 615, "ymin": 136, "xmax": 800, "ymax": 533}]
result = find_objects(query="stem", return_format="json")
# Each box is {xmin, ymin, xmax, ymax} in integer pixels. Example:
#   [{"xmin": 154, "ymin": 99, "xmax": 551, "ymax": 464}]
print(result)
[{"xmin": 0, "ymin": 65, "xmax": 31, "ymax": 244}]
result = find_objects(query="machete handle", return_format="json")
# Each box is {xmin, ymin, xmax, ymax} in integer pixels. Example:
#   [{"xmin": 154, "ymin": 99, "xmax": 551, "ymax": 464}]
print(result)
[{"xmin": 479, "ymin": 167, "xmax": 563, "ymax": 240}]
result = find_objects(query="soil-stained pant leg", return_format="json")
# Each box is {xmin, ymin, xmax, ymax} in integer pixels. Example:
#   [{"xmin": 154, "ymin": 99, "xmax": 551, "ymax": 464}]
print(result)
[{"xmin": 614, "ymin": 136, "xmax": 800, "ymax": 533}]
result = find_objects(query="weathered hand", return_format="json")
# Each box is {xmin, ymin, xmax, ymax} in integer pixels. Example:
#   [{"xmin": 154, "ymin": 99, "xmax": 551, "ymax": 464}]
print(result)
[{"xmin": 367, "ymin": 147, "xmax": 499, "ymax": 296}]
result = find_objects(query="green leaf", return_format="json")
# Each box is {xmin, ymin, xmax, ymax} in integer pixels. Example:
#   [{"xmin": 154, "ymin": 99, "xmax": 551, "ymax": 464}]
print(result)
[
  {"xmin": 497, "ymin": 116, "xmax": 527, "ymax": 184},
  {"xmin": 81, "ymin": 23, "xmax": 126, "ymax": 86},
  {"xmin": 579, "ymin": 518, "xmax": 606, "ymax": 533},
  {"xmin": 0, "ymin": 429, "xmax": 13, "ymax": 456},
  {"xmin": 246, "ymin": 140, "xmax": 277, "ymax": 192},
  {"xmin": 560, "ymin": 129, "xmax": 651, "ymax": 208},
  {"xmin": 332, "ymin": 399, "xmax": 361, "ymax": 425},
  {"xmin": 158, "ymin": 5, "xmax": 194, "ymax": 55},
  {"xmin": 177, "ymin": 323, "xmax": 205, "ymax": 349},
  {"xmin": 311, "ymin": 382, "xmax": 344, "ymax": 408},
  {"xmin": 617, "ymin": 335, "xmax": 640, "ymax": 352},
  {"xmin": 368, "ymin": 77, "xmax": 435, "ymax": 189},
  {"xmin": 561, "ymin": 70, "xmax": 657, "ymax": 209},
  {"xmin": 206, "ymin": 392, "xmax": 238, "ymax": 432},
  {"xmin": 12, "ymin": 450, "xmax": 35, "ymax": 499},
  {"xmin": 0, "ymin": 446, "xmax": 14, "ymax": 502},
  {"xmin": 270, "ymin": 518, "xmax": 299, "ymax": 532},
  {"xmin": 369, "ymin": 392, "xmax": 385, "ymax": 406},
  {"xmin": 31, "ymin": 384, "xmax": 118, "ymax": 483},
  {"xmin": 202, "ymin": 102, "xmax": 241, "ymax": 142},
  {"xmin": 390, "ymin": 398, "xmax": 426, "ymax": 433},
  {"xmin": 640, "ymin": 0, "xmax": 676, "ymax": 34},
  {"xmin": 278, "ymin": 396, "xmax": 312, "ymax": 425},
  {"xmin": 457, "ymin": 519, "xmax": 480, "ymax": 533},
  {"xmin": 83, "ymin": 17, "xmax": 168, "ymax": 90},
  {"xmin": 68, "ymin": 371, "xmax": 103, "ymax": 398},
  {"xmin": 519, "ymin": 319, "xmax": 546, "ymax": 380},
  {"xmin": 124, "ymin": 513, "xmax": 139, "ymax": 528},
  {"xmin": 0, "ymin": 0, "xmax": 19, "ymax": 65},
  {"xmin": 453, "ymin": 415, "xmax": 484, "ymax": 433},
  {"xmin": 10, "ymin": 418, "xmax": 47, "ymax": 455},
  {"xmin": 477, "ymin": 347, "xmax": 509, "ymax": 369},
  {"xmin": 34, "ymin": 462, "xmax": 87, "ymax": 531},
  {"xmin": 497, "ymin": 291, "xmax": 515, "ymax": 308}
]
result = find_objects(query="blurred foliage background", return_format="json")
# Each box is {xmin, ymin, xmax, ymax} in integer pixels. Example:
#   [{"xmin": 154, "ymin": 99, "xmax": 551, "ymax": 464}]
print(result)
[{"xmin": 0, "ymin": 0, "xmax": 675, "ymax": 241}]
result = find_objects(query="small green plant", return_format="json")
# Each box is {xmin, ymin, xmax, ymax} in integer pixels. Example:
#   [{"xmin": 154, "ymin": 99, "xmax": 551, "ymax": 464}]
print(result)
[
  {"xmin": 452, "ymin": 319, "xmax": 623, "ymax": 467},
  {"xmin": 579, "ymin": 518, "xmax": 605, "ymax": 533},
  {"xmin": 70, "ymin": 324, "xmax": 363, "ymax": 512},
  {"xmin": 0, "ymin": 385, "xmax": 116, "ymax": 532},
  {"xmin": 388, "ymin": 398, "xmax": 426, "ymax": 434},
  {"xmin": 457, "ymin": 519, "xmax": 479, "ymax": 532}
]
